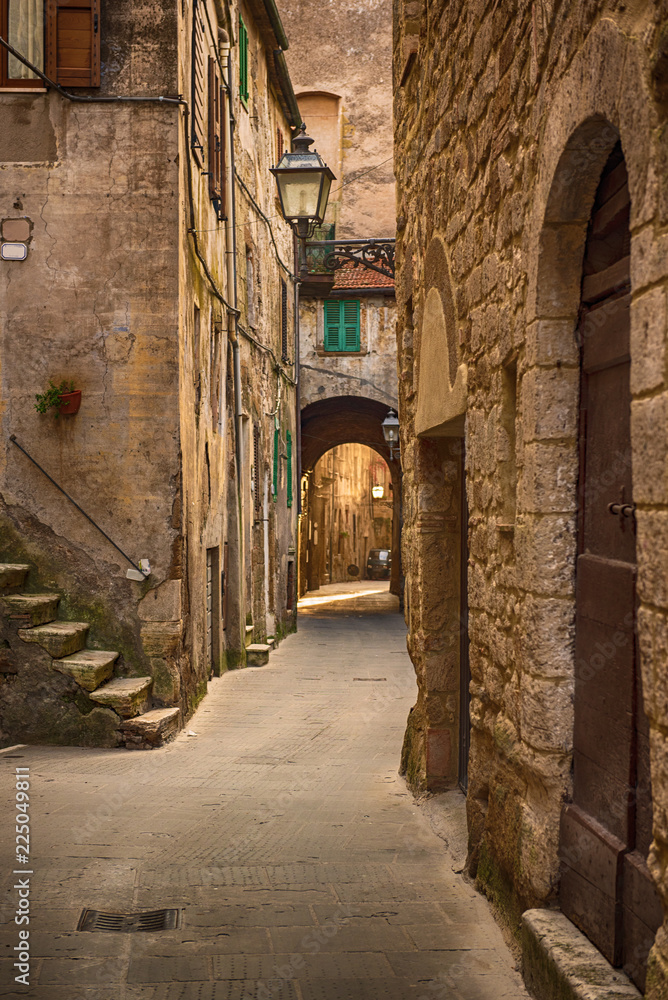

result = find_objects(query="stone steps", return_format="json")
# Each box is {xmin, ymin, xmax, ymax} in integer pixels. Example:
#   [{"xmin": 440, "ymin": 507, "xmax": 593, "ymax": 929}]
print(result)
[
  {"xmin": 3, "ymin": 560, "xmax": 179, "ymax": 749},
  {"xmin": 2, "ymin": 593, "xmax": 60, "ymax": 626},
  {"xmin": 245, "ymin": 624, "xmax": 254, "ymax": 648},
  {"xmin": 18, "ymin": 620, "xmax": 90, "ymax": 658},
  {"xmin": 0, "ymin": 564, "xmax": 31, "ymax": 592},
  {"xmin": 246, "ymin": 643, "xmax": 271, "ymax": 667},
  {"xmin": 120, "ymin": 707, "xmax": 180, "ymax": 749},
  {"xmin": 89, "ymin": 676, "xmax": 153, "ymax": 718},
  {"xmin": 90, "ymin": 677, "xmax": 153, "ymax": 719},
  {"xmin": 52, "ymin": 649, "xmax": 119, "ymax": 692}
]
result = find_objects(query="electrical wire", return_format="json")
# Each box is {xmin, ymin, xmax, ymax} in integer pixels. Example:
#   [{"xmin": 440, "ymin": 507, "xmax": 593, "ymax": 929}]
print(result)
[
  {"xmin": 0, "ymin": 35, "xmax": 184, "ymax": 105},
  {"xmin": 234, "ymin": 170, "xmax": 294, "ymax": 278}
]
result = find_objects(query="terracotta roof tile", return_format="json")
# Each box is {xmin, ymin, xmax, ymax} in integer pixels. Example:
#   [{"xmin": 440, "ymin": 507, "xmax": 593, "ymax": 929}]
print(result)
[{"xmin": 333, "ymin": 259, "xmax": 395, "ymax": 290}]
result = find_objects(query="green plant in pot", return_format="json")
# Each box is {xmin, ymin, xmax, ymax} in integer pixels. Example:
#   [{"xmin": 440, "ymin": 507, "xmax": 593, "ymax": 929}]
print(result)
[{"xmin": 34, "ymin": 380, "xmax": 82, "ymax": 417}]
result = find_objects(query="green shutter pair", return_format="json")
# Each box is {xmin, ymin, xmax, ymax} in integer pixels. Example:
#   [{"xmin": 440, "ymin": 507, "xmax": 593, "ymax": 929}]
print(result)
[
  {"xmin": 239, "ymin": 17, "xmax": 249, "ymax": 106},
  {"xmin": 272, "ymin": 425, "xmax": 278, "ymax": 502},
  {"xmin": 272, "ymin": 428, "xmax": 293, "ymax": 507},
  {"xmin": 324, "ymin": 300, "xmax": 360, "ymax": 352}
]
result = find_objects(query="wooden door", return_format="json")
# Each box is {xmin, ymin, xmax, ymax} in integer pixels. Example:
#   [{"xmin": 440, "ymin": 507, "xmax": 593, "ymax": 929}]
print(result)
[{"xmin": 559, "ymin": 144, "xmax": 661, "ymax": 991}]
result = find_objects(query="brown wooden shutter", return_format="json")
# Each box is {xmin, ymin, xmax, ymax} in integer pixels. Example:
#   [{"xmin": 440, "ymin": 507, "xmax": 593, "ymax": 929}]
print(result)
[
  {"xmin": 208, "ymin": 57, "xmax": 221, "ymax": 205},
  {"xmin": 46, "ymin": 0, "xmax": 101, "ymax": 88},
  {"xmin": 218, "ymin": 81, "xmax": 227, "ymax": 220},
  {"xmin": 191, "ymin": 1, "xmax": 205, "ymax": 165}
]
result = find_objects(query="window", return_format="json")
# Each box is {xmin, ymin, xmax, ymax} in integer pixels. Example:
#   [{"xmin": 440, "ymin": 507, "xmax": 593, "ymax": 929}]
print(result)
[
  {"xmin": 1, "ymin": 0, "xmax": 100, "ymax": 89},
  {"xmin": 286, "ymin": 430, "xmax": 293, "ymax": 507},
  {"xmin": 323, "ymin": 300, "xmax": 361, "ymax": 352},
  {"xmin": 191, "ymin": 0, "xmax": 205, "ymax": 164},
  {"xmin": 208, "ymin": 55, "xmax": 227, "ymax": 219},
  {"xmin": 238, "ymin": 15, "xmax": 248, "ymax": 107},
  {"xmin": 280, "ymin": 279, "xmax": 288, "ymax": 361}
]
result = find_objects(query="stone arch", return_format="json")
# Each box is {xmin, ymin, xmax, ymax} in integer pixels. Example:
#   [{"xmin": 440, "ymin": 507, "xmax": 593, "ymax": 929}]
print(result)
[{"xmin": 301, "ymin": 396, "xmax": 401, "ymax": 595}]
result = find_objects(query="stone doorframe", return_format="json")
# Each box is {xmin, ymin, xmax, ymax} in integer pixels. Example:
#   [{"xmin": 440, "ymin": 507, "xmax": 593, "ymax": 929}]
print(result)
[{"xmin": 520, "ymin": 17, "xmax": 666, "ymax": 986}]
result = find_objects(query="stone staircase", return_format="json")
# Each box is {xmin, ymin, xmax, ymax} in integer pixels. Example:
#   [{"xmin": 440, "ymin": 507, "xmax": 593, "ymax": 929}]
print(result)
[{"xmin": 0, "ymin": 563, "xmax": 179, "ymax": 749}]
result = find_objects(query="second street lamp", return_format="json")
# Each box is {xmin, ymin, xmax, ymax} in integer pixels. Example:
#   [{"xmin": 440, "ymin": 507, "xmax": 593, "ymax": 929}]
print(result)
[{"xmin": 271, "ymin": 123, "xmax": 335, "ymax": 279}]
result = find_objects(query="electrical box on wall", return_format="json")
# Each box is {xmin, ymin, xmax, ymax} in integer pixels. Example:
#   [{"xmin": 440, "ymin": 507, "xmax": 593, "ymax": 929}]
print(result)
[{"xmin": 1, "ymin": 243, "xmax": 27, "ymax": 261}]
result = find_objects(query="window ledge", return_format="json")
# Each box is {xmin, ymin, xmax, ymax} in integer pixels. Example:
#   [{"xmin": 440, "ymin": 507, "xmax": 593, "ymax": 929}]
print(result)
[
  {"xmin": 316, "ymin": 349, "xmax": 367, "ymax": 358},
  {"xmin": 0, "ymin": 87, "xmax": 48, "ymax": 93}
]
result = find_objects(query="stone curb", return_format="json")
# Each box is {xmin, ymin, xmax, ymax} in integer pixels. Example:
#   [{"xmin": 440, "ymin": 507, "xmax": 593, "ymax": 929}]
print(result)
[{"xmin": 522, "ymin": 909, "xmax": 641, "ymax": 1000}]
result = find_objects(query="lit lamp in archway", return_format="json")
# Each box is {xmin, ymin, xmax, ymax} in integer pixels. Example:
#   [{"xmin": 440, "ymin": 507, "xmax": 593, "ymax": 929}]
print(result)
[
  {"xmin": 372, "ymin": 484, "xmax": 384, "ymax": 500},
  {"xmin": 271, "ymin": 123, "xmax": 335, "ymax": 279},
  {"xmin": 382, "ymin": 409, "xmax": 400, "ymax": 461}
]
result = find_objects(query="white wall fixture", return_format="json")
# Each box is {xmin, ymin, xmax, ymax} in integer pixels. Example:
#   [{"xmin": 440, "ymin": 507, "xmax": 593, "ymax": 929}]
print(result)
[{"xmin": 1, "ymin": 243, "xmax": 28, "ymax": 261}]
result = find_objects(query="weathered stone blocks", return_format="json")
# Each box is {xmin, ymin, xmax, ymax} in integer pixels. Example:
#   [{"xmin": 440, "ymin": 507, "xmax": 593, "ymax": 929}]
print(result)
[
  {"xmin": 18, "ymin": 621, "xmax": 90, "ymax": 658},
  {"xmin": 89, "ymin": 677, "xmax": 152, "ymax": 719}
]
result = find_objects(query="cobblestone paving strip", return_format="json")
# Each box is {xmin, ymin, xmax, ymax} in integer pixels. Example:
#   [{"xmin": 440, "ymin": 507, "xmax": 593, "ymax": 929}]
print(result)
[{"xmin": 0, "ymin": 582, "xmax": 528, "ymax": 999}]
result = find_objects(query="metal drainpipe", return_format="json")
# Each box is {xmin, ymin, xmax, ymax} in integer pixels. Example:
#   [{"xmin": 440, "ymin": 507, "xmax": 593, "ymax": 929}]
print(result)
[{"xmin": 223, "ymin": 45, "xmax": 246, "ymax": 635}]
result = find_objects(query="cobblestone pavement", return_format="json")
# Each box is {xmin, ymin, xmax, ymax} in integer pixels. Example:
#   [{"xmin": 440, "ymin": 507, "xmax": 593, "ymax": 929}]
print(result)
[{"xmin": 0, "ymin": 582, "xmax": 527, "ymax": 1000}]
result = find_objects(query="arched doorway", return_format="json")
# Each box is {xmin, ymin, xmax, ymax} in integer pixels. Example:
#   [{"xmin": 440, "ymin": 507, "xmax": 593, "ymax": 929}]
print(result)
[
  {"xmin": 302, "ymin": 444, "xmax": 393, "ymax": 591},
  {"xmin": 300, "ymin": 396, "xmax": 402, "ymax": 598},
  {"xmin": 558, "ymin": 141, "xmax": 661, "ymax": 991}
]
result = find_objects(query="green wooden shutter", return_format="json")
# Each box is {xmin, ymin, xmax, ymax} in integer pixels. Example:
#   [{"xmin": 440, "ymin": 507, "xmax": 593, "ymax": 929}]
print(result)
[
  {"xmin": 239, "ymin": 17, "xmax": 249, "ymax": 106},
  {"xmin": 342, "ymin": 300, "xmax": 360, "ymax": 351},
  {"xmin": 286, "ymin": 431, "xmax": 293, "ymax": 508},
  {"xmin": 324, "ymin": 300, "xmax": 342, "ymax": 351},
  {"xmin": 272, "ymin": 426, "xmax": 279, "ymax": 501}
]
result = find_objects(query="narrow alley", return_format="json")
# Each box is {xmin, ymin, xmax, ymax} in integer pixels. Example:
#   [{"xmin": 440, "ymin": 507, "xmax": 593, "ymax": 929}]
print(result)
[{"xmin": 0, "ymin": 585, "xmax": 526, "ymax": 999}]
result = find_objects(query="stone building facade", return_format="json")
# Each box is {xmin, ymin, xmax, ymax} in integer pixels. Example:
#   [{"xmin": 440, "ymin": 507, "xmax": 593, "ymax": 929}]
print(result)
[
  {"xmin": 394, "ymin": 1, "xmax": 668, "ymax": 995},
  {"xmin": 0, "ymin": 0, "xmax": 299, "ymax": 747}
]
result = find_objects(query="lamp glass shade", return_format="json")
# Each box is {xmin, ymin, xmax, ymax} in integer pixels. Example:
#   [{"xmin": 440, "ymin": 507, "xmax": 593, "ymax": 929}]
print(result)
[
  {"xmin": 276, "ymin": 170, "xmax": 326, "ymax": 222},
  {"xmin": 382, "ymin": 409, "xmax": 400, "ymax": 446},
  {"xmin": 271, "ymin": 137, "xmax": 335, "ymax": 226},
  {"xmin": 372, "ymin": 485, "xmax": 384, "ymax": 499}
]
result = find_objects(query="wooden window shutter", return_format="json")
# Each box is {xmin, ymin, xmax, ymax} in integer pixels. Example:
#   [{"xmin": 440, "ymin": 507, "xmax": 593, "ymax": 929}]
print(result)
[
  {"xmin": 239, "ymin": 16, "xmax": 249, "ymax": 105},
  {"xmin": 208, "ymin": 57, "xmax": 222, "ymax": 207},
  {"xmin": 191, "ymin": 0, "xmax": 205, "ymax": 164},
  {"xmin": 281, "ymin": 279, "xmax": 288, "ymax": 360},
  {"xmin": 218, "ymin": 81, "xmax": 227, "ymax": 219},
  {"xmin": 286, "ymin": 431, "xmax": 293, "ymax": 508},
  {"xmin": 253, "ymin": 424, "xmax": 261, "ymax": 518},
  {"xmin": 324, "ymin": 300, "xmax": 342, "ymax": 351},
  {"xmin": 342, "ymin": 300, "xmax": 360, "ymax": 351},
  {"xmin": 46, "ymin": 0, "xmax": 101, "ymax": 88}
]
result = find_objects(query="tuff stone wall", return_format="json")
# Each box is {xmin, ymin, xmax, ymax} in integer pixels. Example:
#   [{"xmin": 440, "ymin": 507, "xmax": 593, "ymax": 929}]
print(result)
[{"xmin": 393, "ymin": 0, "xmax": 668, "ymax": 991}]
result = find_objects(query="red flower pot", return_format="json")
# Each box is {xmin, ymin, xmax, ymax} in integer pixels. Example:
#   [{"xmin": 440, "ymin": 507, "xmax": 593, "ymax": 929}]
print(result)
[{"xmin": 59, "ymin": 390, "xmax": 81, "ymax": 415}]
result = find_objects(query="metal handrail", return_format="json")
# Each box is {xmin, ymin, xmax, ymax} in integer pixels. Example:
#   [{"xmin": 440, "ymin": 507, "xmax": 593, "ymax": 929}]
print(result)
[{"xmin": 9, "ymin": 435, "xmax": 141, "ymax": 573}]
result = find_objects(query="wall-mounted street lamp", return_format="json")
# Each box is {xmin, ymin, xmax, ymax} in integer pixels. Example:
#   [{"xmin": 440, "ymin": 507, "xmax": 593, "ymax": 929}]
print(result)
[
  {"xmin": 271, "ymin": 124, "xmax": 335, "ymax": 279},
  {"xmin": 372, "ymin": 484, "xmax": 385, "ymax": 500},
  {"xmin": 382, "ymin": 409, "xmax": 400, "ymax": 461}
]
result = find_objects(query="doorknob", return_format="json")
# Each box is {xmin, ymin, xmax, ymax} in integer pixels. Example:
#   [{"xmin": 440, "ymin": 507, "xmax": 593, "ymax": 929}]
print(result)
[{"xmin": 607, "ymin": 501, "xmax": 636, "ymax": 518}]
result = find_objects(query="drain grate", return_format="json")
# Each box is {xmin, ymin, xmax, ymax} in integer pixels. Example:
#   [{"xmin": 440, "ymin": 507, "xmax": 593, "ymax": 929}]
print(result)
[
  {"xmin": 77, "ymin": 908, "xmax": 180, "ymax": 932},
  {"xmin": 352, "ymin": 677, "xmax": 386, "ymax": 682}
]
